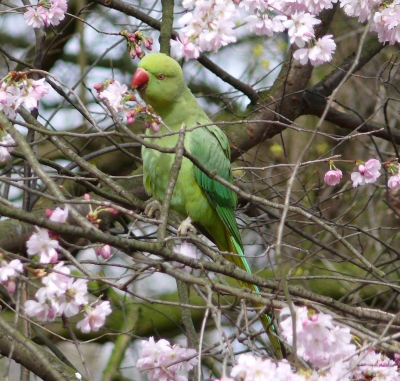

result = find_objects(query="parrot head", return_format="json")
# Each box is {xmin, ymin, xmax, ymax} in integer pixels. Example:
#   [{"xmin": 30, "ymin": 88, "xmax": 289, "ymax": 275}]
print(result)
[{"xmin": 131, "ymin": 53, "xmax": 185, "ymax": 109}]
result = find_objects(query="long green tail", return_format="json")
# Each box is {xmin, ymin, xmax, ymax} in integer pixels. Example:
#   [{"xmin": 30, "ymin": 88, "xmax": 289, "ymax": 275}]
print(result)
[{"xmin": 227, "ymin": 237, "xmax": 284, "ymax": 359}]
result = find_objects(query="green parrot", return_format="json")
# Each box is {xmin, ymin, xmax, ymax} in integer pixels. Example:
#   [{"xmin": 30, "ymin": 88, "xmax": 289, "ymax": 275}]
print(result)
[{"xmin": 131, "ymin": 52, "xmax": 283, "ymax": 358}]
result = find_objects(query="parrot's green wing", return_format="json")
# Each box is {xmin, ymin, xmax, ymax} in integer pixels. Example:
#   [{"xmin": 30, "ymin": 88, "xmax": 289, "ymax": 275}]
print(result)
[{"xmin": 190, "ymin": 122, "xmax": 245, "ymax": 256}]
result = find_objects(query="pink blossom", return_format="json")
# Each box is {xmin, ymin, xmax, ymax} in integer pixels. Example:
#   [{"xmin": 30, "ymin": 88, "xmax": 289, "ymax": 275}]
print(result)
[
  {"xmin": 41, "ymin": 261, "xmax": 71, "ymax": 297},
  {"xmin": 0, "ymin": 86, "xmax": 18, "ymax": 118},
  {"xmin": 171, "ymin": 32, "xmax": 201, "ymax": 61},
  {"xmin": 198, "ymin": 19, "xmax": 236, "ymax": 53},
  {"xmin": 371, "ymin": 3, "xmax": 400, "ymax": 45},
  {"xmin": 24, "ymin": 299, "xmax": 58, "ymax": 321},
  {"xmin": 0, "ymin": 133, "xmax": 15, "ymax": 163},
  {"xmin": 98, "ymin": 81, "xmax": 128, "ymax": 112},
  {"xmin": 245, "ymin": 14, "xmax": 286, "ymax": 37},
  {"xmin": 49, "ymin": 206, "xmax": 69, "ymax": 223},
  {"xmin": 306, "ymin": 35, "xmax": 336, "ymax": 66},
  {"xmin": 175, "ymin": 0, "xmax": 238, "ymax": 56},
  {"xmin": 280, "ymin": 306, "xmax": 356, "ymax": 368},
  {"xmin": 23, "ymin": 6, "xmax": 48, "ymax": 28},
  {"xmin": 352, "ymin": 350, "xmax": 400, "ymax": 381},
  {"xmin": 351, "ymin": 158, "xmax": 381, "ymax": 187},
  {"xmin": 239, "ymin": 0, "xmax": 269, "ymax": 14},
  {"xmin": 26, "ymin": 228, "xmax": 59, "ymax": 263},
  {"xmin": 173, "ymin": 241, "xmax": 197, "ymax": 272},
  {"xmin": 324, "ymin": 168, "xmax": 342, "ymax": 186},
  {"xmin": 231, "ymin": 354, "xmax": 299, "ymax": 381},
  {"xmin": 0, "ymin": 259, "xmax": 23, "ymax": 282},
  {"xmin": 47, "ymin": 0, "xmax": 68, "ymax": 26},
  {"xmin": 7, "ymin": 280, "xmax": 17, "ymax": 294},
  {"xmin": 388, "ymin": 173, "xmax": 400, "ymax": 190},
  {"xmin": 136, "ymin": 337, "xmax": 198, "ymax": 381},
  {"xmin": 30, "ymin": 78, "xmax": 50, "ymax": 101},
  {"xmin": 59, "ymin": 278, "xmax": 88, "ymax": 317},
  {"xmin": 283, "ymin": 0, "xmax": 337, "ymax": 15},
  {"xmin": 282, "ymin": 12, "xmax": 320, "ymax": 48},
  {"xmin": 340, "ymin": 0, "xmax": 381, "ymax": 23},
  {"xmin": 96, "ymin": 244, "xmax": 111, "ymax": 259},
  {"xmin": 77, "ymin": 301, "xmax": 112, "ymax": 333},
  {"xmin": 231, "ymin": 354, "xmax": 274, "ymax": 380}
]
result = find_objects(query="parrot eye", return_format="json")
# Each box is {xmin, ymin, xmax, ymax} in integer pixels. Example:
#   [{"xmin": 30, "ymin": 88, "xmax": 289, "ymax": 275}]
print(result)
[{"xmin": 157, "ymin": 74, "xmax": 166, "ymax": 80}]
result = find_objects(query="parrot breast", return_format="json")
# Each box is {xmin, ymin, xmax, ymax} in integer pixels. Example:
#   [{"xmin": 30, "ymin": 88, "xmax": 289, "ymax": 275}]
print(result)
[{"xmin": 142, "ymin": 133, "xmax": 215, "ymax": 223}]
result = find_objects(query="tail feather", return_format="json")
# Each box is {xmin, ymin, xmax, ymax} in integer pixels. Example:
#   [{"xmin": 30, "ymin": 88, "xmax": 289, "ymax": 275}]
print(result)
[{"xmin": 225, "ymin": 232, "xmax": 284, "ymax": 359}]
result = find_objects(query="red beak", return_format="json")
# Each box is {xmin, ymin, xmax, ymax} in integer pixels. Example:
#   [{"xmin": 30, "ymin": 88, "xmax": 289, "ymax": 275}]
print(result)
[{"xmin": 131, "ymin": 68, "xmax": 149, "ymax": 91}]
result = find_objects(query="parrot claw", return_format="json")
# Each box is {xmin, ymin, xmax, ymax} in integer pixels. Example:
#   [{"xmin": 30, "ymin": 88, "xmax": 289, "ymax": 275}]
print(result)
[
  {"xmin": 144, "ymin": 199, "xmax": 162, "ymax": 218},
  {"xmin": 177, "ymin": 217, "xmax": 196, "ymax": 236}
]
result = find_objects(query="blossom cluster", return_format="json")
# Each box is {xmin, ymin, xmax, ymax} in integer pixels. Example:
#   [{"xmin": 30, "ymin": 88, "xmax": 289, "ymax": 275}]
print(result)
[
  {"xmin": 172, "ymin": 0, "xmax": 238, "ymax": 60},
  {"xmin": 278, "ymin": 306, "xmax": 399, "ymax": 380},
  {"xmin": 0, "ymin": 73, "xmax": 50, "ymax": 119},
  {"xmin": 0, "ymin": 256, "xmax": 23, "ymax": 294},
  {"xmin": 324, "ymin": 158, "xmax": 400, "ymax": 190},
  {"xmin": 23, "ymin": 0, "xmax": 67, "ymax": 29},
  {"xmin": 216, "ymin": 306, "xmax": 399, "ymax": 381},
  {"xmin": 136, "ymin": 337, "xmax": 198, "ymax": 381},
  {"xmin": 95, "ymin": 80, "xmax": 161, "ymax": 132},
  {"xmin": 280, "ymin": 306, "xmax": 355, "ymax": 368},
  {"xmin": 120, "ymin": 30, "xmax": 154, "ymax": 59},
  {"xmin": 24, "ymin": 261, "xmax": 112, "ymax": 333},
  {"xmin": 26, "ymin": 206, "xmax": 69, "ymax": 264},
  {"xmin": 174, "ymin": 0, "xmax": 400, "ymax": 64}
]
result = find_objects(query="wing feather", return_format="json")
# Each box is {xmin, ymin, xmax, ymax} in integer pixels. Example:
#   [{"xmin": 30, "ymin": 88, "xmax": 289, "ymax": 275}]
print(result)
[{"xmin": 189, "ymin": 121, "xmax": 243, "ymax": 251}]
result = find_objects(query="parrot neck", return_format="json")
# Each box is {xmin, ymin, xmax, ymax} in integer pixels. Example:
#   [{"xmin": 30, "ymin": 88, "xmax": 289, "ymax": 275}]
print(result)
[{"xmin": 147, "ymin": 86, "xmax": 206, "ymax": 132}]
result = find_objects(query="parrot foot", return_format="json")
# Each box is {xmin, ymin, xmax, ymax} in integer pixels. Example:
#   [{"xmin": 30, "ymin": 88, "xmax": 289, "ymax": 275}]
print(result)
[
  {"xmin": 144, "ymin": 199, "xmax": 162, "ymax": 217},
  {"xmin": 177, "ymin": 217, "xmax": 196, "ymax": 236}
]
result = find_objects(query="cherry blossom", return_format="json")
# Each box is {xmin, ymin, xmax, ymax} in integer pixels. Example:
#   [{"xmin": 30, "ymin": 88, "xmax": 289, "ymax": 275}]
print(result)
[
  {"xmin": 29, "ymin": 78, "xmax": 50, "ymax": 102},
  {"xmin": 351, "ymin": 350, "xmax": 400, "ymax": 381},
  {"xmin": 23, "ymin": 6, "xmax": 48, "ymax": 28},
  {"xmin": 171, "ymin": 32, "xmax": 201, "ymax": 61},
  {"xmin": 280, "ymin": 306, "xmax": 356, "ymax": 368},
  {"xmin": 283, "ymin": 0, "xmax": 337, "ymax": 15},
  {"xmin": 245, "ymin": 14, "xmax": 286, "ymax": 37},
  {"xmin": 24, "ymin": 299, "xmax": 59, "ymax": 321},
  {"xmin": 282, "ymin": 12, "xmax": 320, "ymax": 48},
  {"xmin": 47, "ymin": 0, "xmax": 68, "ymax": 26},
  {"xmin": 294, "ymin": 34, "xmax": 336, "ymax": 66},
  {"xmin": 0, "ymin": 86, "xmax": 18, "ymax": 118},
  {"xmin": 340, "ymin": 0, "xmax": 381, "ymax": 23},
  {"xmin": 172, "ymin": 241, "xmax": 197, "ymax": 272},
  {"xmin": 324, "ymin": 168, "xmax": 342, "ymax": 186},
  {"xmin": 96, "ymin": 244, "xmax": 111, "ymax": 259},
  {"xmin": 136, "ymin": 337, "xmax": 197, "ymax": 381},
  {"xmin": 0, "ymin": 133, "xmax": 15, "ymax": 163},
  {"xmin": 0, "ymin": 75, "xmax": 50, "ymax": 116},
  {"xmin": 98, "ymin": 80, "xmax": 128, "ymax": 112},
  {"xmin": 41, "ymin": 262, "xmax": 71, "ymax": 298},
  {"xmin": 351, "ymin": 158, "xmax": 381, "ymax": 187},
  {"xmin": 0, "ymin": 259, "xmax": 23, "ymax": 293},
  {"xmin": 388, "ymin": 172, "xmax": 400, "ymax": 190},
  {"xmin": 0, "ymin": 259, "xmax": 23, "ymax": 283},
  {"xmin": 58, "ymin": 278, "xmax": 88, "ymax": 317},
  {"xmin": 231, "ymin": 354, "xmax": 301, "ymax": 381},
  {"xmin": 23, "ymin": 0, "xmax": 68, "ymax": 29},
  {"xmin": 26, "ymin": 228, "xmax": 59, "ymax": 263},
  {"xmin": 174, "ymin": 0, "xmax": 238, "ymax": 60},
  {"xmin": 24, "ymin": 261, "xmax": 91, "ymax": 323},
  {"xmin": 77, "ymin": 301, "xmax": 112, "ymax": 333},
  {"xmin": 48, "ymin": 206, "xmax": 69, "ymax": 223},
  {"xmin": 371, "ymin": 2, "xmax": 400, "ymax": 45}
]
